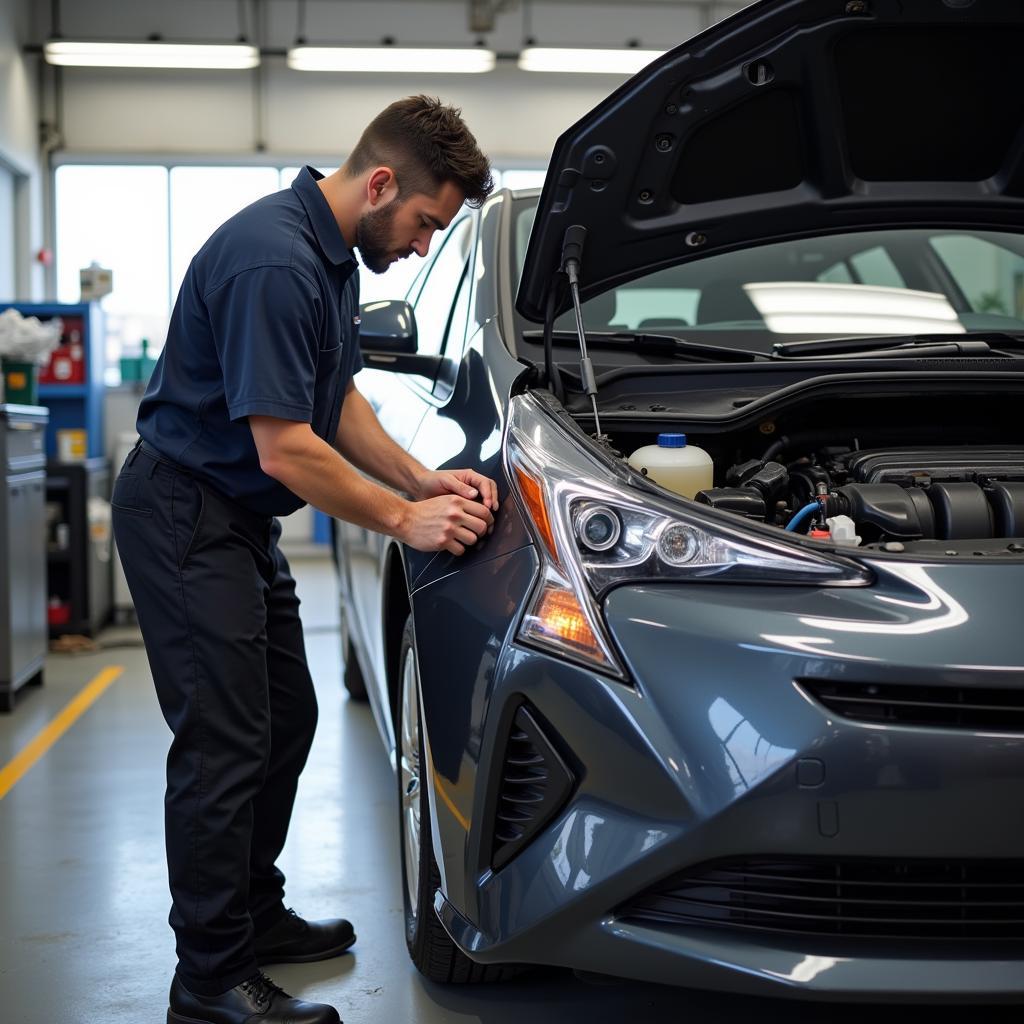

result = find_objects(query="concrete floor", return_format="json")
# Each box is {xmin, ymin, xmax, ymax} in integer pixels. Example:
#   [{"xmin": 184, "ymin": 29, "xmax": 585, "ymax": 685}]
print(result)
[{"xmin": 0, "ymin": 555, "xmax": 1017, "ymax": 1023}]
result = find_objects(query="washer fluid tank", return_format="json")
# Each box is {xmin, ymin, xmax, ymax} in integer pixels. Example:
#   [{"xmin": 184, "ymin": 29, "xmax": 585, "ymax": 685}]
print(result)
[{"xmin": 628, "ymin": 433, "xmax": 713, "ymax": 500}]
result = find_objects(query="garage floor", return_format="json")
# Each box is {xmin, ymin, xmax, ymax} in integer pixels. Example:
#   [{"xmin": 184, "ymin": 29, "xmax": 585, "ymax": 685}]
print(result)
[{"xmin": 0, "ymin": 555, "xmax": 1015, "ymax": 1023}]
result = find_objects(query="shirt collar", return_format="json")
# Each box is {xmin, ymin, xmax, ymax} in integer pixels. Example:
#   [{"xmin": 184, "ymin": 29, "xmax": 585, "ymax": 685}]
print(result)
[{"xmin": 292, "ymin": 166, "xmax": 356, "ymax": 267}]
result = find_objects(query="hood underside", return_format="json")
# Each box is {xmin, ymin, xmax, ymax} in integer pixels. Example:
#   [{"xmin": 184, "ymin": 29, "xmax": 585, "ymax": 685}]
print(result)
[{"xmin": 516, "ymin": 0, "xmax": 1024, "ymax": 322}]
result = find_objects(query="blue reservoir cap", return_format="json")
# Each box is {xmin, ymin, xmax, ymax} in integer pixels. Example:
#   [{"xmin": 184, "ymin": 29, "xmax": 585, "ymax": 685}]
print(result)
[{"xmin": 657, "ymin": 433, "xmax": 687, "ymax": 448}]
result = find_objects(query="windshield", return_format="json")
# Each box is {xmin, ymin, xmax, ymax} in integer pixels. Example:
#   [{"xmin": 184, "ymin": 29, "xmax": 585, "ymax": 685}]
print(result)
[{"xmin": 513, "ymin": 200, "xmax": 1024, "ymax": 356}]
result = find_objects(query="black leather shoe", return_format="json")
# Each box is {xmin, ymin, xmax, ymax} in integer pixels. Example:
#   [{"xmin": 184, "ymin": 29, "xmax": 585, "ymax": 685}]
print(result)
[
  {"xmin": 167, "ymin": 971, "xmax": 341, "ymax": 1023},
  {"xmin": 255, "ymin": 908, "xmax": 356, "ymax": 966}
]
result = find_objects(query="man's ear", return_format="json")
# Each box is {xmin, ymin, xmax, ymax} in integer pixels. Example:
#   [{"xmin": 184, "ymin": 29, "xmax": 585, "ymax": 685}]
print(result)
[{"xmin": 367, "ymin": 167, "xmax": 396, "ymax": 207}]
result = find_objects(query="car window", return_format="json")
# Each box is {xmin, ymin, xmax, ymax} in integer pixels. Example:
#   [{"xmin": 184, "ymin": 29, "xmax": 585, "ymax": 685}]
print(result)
[
  {"xmin": 445, "ymin": 262, "xmax": 472, "ymax": 358},
  {"xmin": 514, "ymin": 198, "xmax": 1024, "ymax": 350},
  {"xmin": 849, "ymin": 246, "xmax": 904, "ymax": 287},
  {"xmin": 817, "ymin": 246, "xmax": 904, "ymax": 287},
  {"xmin": 817, "ymin": 262, "xmax": 854, "ymax": 284},
  {"xmin": 930, "ymin": 234, "xmax": 1024, "ymax": 318},
  {"xmin": 404, "ymin": 218, "xmax": 458, "ymax": 302},
  {"xmin": 412, "ymin": 218, "xmax": 473, "ymax": 358},
  {"xmin": 607, "ymin": 287, "xmax": 700, "ymax": 330}
]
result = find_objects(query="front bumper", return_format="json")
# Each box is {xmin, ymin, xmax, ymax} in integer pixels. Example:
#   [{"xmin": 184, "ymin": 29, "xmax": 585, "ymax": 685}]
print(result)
[{"xmin": 440, "ymin": 560, "xmax": 1024, "ymax": 1001}]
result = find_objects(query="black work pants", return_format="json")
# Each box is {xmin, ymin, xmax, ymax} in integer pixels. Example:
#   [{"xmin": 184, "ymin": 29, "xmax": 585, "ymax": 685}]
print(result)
[{"xmin": 112, "ymin": 443, "xmax": 318, "ymax": 996}]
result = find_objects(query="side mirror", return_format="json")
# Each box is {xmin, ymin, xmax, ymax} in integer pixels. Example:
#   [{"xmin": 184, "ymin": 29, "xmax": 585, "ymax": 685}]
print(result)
[
  {"xmin": 358, "ymin": 299, "xmax": 444, "ymax": 377},
  {"xmin": 358, "ymin": 299, "xmax": 418, "ymax": 354}
]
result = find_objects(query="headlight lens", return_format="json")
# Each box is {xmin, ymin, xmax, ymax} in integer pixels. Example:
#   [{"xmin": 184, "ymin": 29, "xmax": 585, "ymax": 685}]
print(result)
[
  {"xmin": 576, "ymin": 505, "xmax": 621, "ymax": 552},
  {"xmin": 505, "ymin": 392, "xmax": 870, "ymax": 677},
  {"xmin": 657, "ymin": 523, "xmax": 700, "ymax": 566}
]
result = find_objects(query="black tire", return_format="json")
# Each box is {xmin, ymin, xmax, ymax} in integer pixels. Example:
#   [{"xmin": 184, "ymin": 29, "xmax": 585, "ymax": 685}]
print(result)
[
  {"xmin": 343, "ymin": 639, "xmax": 368, "ymax": 702},
  {"xmin": 339, "ymin": 604, "xmax": 368, "ymax": 702},
  {"xmin": 396, "ymin": 614, "xmax": 519, "ymax": 983}
]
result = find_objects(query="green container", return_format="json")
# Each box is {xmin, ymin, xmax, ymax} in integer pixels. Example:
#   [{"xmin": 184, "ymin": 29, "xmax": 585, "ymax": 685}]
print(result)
[
  {"xmin": 2, "ymin": 359, "xmax": 38, "ymax": 405},
  {"xmin": 120, "ymin": 338, "xmax": 157, "ymax": 385},
  {"xmin": 119, "ymin": 355, "xmax": 157, "ymax": 385},
  {"xmin": 119, "ymin": 355, "xmax": 142, "ymax": 383}
]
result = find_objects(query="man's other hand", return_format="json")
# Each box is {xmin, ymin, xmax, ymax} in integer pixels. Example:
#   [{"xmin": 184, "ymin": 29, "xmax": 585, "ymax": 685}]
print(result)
[
  {"xmin": 399, "ymin": 494, "xmax": 494, "ymax": 556},
  {"xmin": 416, "ymin": 469, "xmax": 500, "ymax": 520}
]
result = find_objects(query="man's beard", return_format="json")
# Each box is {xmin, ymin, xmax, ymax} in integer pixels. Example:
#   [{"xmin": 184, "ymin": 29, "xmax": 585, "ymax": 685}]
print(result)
[{"xmin": 356, "ymin": 202, "xmax": 403, "ymax": 274}]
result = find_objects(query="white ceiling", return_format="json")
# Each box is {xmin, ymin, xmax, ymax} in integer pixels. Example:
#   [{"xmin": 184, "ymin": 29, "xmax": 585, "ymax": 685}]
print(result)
[{"xmin": 30, "ymin": 1, "xmax": 749, "ymax": 53}]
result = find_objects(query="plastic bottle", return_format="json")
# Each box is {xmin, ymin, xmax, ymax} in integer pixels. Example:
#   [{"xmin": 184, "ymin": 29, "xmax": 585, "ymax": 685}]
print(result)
[{"xmin": 628, "ymin": 433, "xmax": 714, "ymax": 499}]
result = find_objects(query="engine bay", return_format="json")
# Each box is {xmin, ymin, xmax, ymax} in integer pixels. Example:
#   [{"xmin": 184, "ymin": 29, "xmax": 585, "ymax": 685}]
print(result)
[
  {"xmin": 696, "ymin": 444, "xmax": 1024, "ymax": 547},
  {"xmin": 584, "ymin": 383, "xmax": 1024, "ymax": 553}
]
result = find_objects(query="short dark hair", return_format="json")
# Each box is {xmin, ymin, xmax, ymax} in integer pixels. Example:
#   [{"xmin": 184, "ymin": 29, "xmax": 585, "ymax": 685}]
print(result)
[{"xmin": 346, "ymin": 95, "xmax": 493, "ymax": 209}]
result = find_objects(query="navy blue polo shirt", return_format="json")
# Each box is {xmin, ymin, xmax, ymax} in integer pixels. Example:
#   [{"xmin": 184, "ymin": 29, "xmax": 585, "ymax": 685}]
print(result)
[{"xmin": 137, "ymin": 167, "xmax": 363, "ymax": 516}]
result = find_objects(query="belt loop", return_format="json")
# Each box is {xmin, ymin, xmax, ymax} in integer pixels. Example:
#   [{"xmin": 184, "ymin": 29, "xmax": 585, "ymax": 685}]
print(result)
[
  {"xmin": 126, "ymin": 438, "xmax": 142, "ymax": 467},
  {"xmin": 145, "ymin": 451, "xmax": 159, "ymax": 478}
]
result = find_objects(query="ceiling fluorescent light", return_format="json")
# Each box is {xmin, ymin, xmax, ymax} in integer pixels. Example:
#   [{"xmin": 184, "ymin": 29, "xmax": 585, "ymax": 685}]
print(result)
[
  {"xmin": 288, "ymin": 46, "xmax": 496, "ymax": 73},
  {"xmin": 518, "ymin": 47, "xmax": 664, "ymax": 75},
  {"xmin": 44, "ymin": 40, "xmax": 260, "ymax": 69}
]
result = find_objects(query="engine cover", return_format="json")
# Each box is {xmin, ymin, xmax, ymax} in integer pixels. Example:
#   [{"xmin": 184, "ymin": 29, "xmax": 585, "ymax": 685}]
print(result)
[
  {"xmin": 830, "ymin": 449, "xmax": 1024, "ymax": 541},
  {"xmin": 840, "ymin": 447, "xmax": 1024, "ymax": 486}
]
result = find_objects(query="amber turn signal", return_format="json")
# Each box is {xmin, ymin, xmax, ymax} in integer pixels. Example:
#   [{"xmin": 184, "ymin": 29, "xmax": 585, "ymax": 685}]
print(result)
[
  {"xmin": 514, "ymin": 464, "xmax": 558, "ymax": 559},
  {"xmin": 530, "ymin": 585, "xmax": 603, "ymax": 657}
]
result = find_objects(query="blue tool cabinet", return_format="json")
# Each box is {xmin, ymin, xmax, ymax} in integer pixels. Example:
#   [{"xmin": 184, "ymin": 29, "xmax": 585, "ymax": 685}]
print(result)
[{"xmin": 0, "ymin": 302, "xmax": 105, "ymax": 460}]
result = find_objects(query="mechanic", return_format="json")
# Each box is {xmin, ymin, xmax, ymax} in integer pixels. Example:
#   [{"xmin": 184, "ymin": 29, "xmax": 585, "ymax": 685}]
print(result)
[{"xmin": 112, "ymin": 95, "xmax": 497, "ymax": 1024}]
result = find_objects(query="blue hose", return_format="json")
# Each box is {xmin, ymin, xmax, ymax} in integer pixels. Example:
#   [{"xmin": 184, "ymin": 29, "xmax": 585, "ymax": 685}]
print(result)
[{"xmin": 785, "ymin": 501, "xmax": 820, "ymax": 532}]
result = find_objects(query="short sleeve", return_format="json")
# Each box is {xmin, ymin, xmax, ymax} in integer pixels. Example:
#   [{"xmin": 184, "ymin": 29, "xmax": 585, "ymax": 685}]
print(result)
[{"xmin": 204, "ymin": 266, "xmax": 322, "ymax": 423}]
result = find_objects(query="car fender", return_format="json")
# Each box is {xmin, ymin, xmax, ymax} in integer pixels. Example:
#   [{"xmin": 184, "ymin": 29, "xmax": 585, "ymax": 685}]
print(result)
[{"xmin": 410, "ymin": 543, "xmax": 540, "ymax": 915}]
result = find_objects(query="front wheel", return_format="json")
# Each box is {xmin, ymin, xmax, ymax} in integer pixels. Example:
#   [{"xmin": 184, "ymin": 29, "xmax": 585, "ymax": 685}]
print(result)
[{"xmin": 395, "ymin": 614, "xmax": 518, "ymax": 983}]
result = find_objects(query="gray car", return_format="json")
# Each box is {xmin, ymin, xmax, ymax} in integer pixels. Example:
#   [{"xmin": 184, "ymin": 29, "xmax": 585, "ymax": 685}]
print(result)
[{"xmin": 335, "ymin": 0, "xmax": 1024, "ymax": 1002}]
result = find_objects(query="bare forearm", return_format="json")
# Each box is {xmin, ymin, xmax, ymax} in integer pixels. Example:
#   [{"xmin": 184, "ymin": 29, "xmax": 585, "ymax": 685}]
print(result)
[
  {"xmin": 334, "ymin": 387, "xmax": 425, "ymax": 495},
  {"xmin": 259, "ymin": 423, "xmax": 411, "ymax": 537},
  {"xmin": 251, "ymin": 415, "xmax": 497, "ymax": 556}
]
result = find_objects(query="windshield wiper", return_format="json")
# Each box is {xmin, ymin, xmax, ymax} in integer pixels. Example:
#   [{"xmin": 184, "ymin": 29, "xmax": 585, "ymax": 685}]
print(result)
[
  {"xmin": 523, "ymin": 329, "xmax": 767, "ymax": 363},
  {"xmin": 772, "ymin": 333, "xmax": 1024, "ymax": 359}
]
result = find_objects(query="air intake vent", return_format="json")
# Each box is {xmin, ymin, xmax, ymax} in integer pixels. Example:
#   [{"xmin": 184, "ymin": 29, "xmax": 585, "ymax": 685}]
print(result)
[
  {"xmin": 491, "ymin": 705, "xmax": 573, "ymax": 871},
  {"xmin": 800, "ymin": 679, "xmax": 1024, "ymax": 732},
  {"xmin": 623, "ymin": 856, "xmax": 1024, "ymax": 943}
]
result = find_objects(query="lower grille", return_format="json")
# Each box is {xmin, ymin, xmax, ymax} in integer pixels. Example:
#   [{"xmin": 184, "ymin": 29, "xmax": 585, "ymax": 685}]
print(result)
[
  {"xmin": 623, "ymin": 857, "xmax": 1024, "ymax": 942},
  {"xmin": 490, "ymin": 705, "xmax": 573, "ymax": 871},
  {"xmin": 800, "ymin": 679, "xmax": 1024, "ymax": 732}
]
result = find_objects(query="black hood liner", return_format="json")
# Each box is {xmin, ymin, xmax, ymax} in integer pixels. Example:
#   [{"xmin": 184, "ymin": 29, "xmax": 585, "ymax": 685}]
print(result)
[{"xmin": 516, "ymin": 0, "xmax": 1024, "ymax": 322}]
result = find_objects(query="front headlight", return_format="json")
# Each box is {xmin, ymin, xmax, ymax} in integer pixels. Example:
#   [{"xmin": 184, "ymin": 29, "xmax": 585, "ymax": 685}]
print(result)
[{"xmin": 505, "ymin": 391, "xmax": 870, "ymax": 678}]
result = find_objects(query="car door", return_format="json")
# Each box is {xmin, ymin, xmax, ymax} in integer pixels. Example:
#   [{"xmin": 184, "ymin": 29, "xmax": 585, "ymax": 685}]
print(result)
[{"xmin": 341, "ymin": 216, "xmax": 476, "ymax": 712}]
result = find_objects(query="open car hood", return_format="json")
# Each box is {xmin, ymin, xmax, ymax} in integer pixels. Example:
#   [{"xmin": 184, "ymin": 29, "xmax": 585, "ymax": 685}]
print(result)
[{"xmin": 516, "ymin": 0, "xmax": 1024, "ymax": 323}]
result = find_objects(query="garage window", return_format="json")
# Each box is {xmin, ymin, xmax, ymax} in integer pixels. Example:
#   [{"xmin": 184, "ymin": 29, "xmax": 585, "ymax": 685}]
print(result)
[
  {"xmin": 56, "ymin": 165, "xmax": 171, "ymax": 384},
  {"xmin": 56, "ymin": 163, "xmax": 545, "ymax": 382}
]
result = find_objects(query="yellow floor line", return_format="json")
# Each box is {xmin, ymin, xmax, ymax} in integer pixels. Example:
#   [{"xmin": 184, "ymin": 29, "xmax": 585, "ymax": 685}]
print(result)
[{"xmin": 0, "ymin": 665, "xmax": 124, "ymax": 801}]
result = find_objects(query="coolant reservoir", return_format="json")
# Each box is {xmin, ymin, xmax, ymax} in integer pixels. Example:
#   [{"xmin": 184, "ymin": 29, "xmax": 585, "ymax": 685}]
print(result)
[{"xmin": 628, "ymin": 433, "xmax": 714, "ymax": 500}]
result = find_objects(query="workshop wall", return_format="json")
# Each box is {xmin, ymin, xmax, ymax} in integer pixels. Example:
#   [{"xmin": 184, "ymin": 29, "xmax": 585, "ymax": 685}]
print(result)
[
  {"xmin": 29, "ymin": 0, "xmax": 745, "ymax": 162},
  {"xmin": 0, "ymin": 0, "xmax": 44, "ymax": 299}
]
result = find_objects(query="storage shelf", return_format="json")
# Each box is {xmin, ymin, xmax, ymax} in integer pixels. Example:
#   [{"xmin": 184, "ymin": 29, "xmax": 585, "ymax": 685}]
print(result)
[
  {"xmin": 0, "ymin": 303, "xmax": 105, "ymax": 460},
  {"xmin": 44, "ymin": 459, "xmax": 112, "ymax": 638},
  {"xmin": 49, "ymin": 621, "xmax": 91, "ymax": 637},
  {"xmin": 38, "ymin": 385, "xmax": 89, "ymax": 399}
]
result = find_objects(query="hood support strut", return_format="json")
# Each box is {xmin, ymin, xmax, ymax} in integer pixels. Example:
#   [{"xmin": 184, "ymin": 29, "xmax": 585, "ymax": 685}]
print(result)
[{"xmin": 554, "ymin": 224, "xmax": 605, "ymax": 438}]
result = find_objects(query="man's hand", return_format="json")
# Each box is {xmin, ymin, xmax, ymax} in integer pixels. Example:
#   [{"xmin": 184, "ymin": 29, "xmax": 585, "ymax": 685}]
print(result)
[
  {"xmin": 400, "ymin": 494, "xmax": 495, "ymax": 556},
  {"xmin": 416, "ymin": 469, "xmax": 500, "ymax": 516},
  {"xmin": 250, "ymin": 415, "xmax": 497, "ymax": 556}
]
